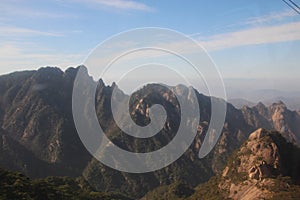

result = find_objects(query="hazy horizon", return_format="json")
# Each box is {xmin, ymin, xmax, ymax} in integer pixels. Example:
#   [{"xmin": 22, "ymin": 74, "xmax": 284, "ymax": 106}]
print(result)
[{"xmin": 2, "ymin": 65, "xmax": 300, "ymax": 110}]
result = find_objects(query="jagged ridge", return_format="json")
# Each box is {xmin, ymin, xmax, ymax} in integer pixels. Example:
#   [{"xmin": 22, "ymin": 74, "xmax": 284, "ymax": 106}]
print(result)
[{"xmin": 0, "ymin": 67, "xmax": 300, "ymax": 198}]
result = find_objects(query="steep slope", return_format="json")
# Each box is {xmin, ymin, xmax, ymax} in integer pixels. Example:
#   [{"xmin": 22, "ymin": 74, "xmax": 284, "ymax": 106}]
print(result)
[
  {"xmin": 82, "ymin": 81, "xmax": 255, "ymax": 198},
  {"xmin": 242, "ymin": 102, "xmax": 300, "ymax": 144},
  {"xmin": 82, "ymin": 83, "xmax": 216, "ymax": 197},
  {"xmin": 0, "ymin": 67, "xmax": 299, "ymax": 198},
  {"xmin": 202, "ymin": 128, "xmax": 300, "ymax": 200},
  {"xmin": 0, "ymin": 67, "xmax": 92, "ymax": 177},
  {"xmin": 0, "ymin": 67, "xmax": 252, "ymax": 198},
  {"xmin": 143, "ymin": 128, "xmax": 300, "ymax": 200}
]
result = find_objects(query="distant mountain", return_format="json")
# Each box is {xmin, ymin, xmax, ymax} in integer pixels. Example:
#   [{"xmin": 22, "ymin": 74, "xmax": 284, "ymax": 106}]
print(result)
[
  {"xmin": 0, "ymin": 66, "xmax": 299, "ymax": 198},
  {"xmin": 228, "ymin": 98, "xmax": 255, "ymax": 109},
  {"xmin": 242, "ymin": 101, "xmax": 300, "ymax": 144},
  {"xmin": 227, "ymin": 89, "xmax": 300, "ymax": 111},
  {"xmin": 229, "ymin": 97, "xmax": 300, "ymax": 111},
  {"xmin": 263, "ymin": 96, "xmax": 300, "ymax": 111}
]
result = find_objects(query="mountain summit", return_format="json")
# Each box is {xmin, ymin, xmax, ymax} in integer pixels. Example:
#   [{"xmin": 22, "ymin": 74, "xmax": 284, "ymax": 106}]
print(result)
[{"xmin": 0, "ymin": 67, "xmax": 300, "ymax": 198}]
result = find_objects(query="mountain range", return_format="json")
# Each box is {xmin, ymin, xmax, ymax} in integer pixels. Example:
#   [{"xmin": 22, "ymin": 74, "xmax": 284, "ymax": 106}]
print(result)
[
  {"xmin": 0, "ymin": 66, "xmax": 299, "ymax": 199},
  {"xmin": 228, "ymin": 89, "xmax": 300, "ymax": 110}
]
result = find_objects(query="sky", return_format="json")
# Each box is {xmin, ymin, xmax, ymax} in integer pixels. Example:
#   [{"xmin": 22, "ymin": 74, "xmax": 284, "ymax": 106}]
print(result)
[{"xmin": 0, "ymin": 0, "xmax": 300, "ymax": 98}]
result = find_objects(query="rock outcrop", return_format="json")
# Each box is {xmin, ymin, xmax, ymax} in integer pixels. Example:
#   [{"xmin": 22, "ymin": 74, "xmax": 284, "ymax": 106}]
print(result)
[
  {"xmin": 242, "ymin": 102, "xmax": 300, "ymax": 145},
  {"xmin": 218, "ymin": 128, "xmax": 300, "ymax": 200}
]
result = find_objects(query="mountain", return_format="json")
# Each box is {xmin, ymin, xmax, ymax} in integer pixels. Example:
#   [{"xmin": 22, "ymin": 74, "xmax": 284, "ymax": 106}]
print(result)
[
  {"xmin": 142, "ymin": 128, "xmax": 300, "ymax": 200},
  {"xmin": 263, "ymin": 96, "xmax": 300, "ymax": 111},
  {"xmin": 227, "ymin": 89, "xmax": 300, "ymax": 111},
  {"xmin": 242, "ymin": 102, "xmax": 300, "ymax": 144},
  {"xmin": 0, "ymin": 67, "xmax": 92, "ymax": 178},
  {"xmin": 228, "ymin": 98, "xmax": 255, "ymax": 109},
  {"xmin": 0, "ymin": 66, "xmax": 299, "ymax": 198}
]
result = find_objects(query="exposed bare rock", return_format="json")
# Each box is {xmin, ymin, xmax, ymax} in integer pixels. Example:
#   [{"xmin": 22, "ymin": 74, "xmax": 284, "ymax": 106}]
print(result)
[
  {"xmin": 242, "ymin": 102, "xmax": 300, "ymax": 145},
  {"xmin": 217, "ymin": 128, "xmax": 300, "ymax": 200}
]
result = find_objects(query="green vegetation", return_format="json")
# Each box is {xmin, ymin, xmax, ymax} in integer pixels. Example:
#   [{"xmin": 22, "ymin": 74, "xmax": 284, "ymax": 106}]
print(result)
[
  {"xmin": 143, "ymin": 177, "xmax": 230, "ymax": 200},
  {"xmin": 0, "ymin": 167, "xmax": 132, "ymax": 200},
  {"xmin": 142, "ymin": 181, "xmax": 195, "ymax": 200},
  {"xmin": 188, "ymin": 176, "xmax": 229, "ymax": 200},
  {"xmin": 268, "ymin": 176, "xmax": 300, "ymax": 200},
  {"xmin": 224, "ymin": 149, "xmax": 247, "ymax": 184}
]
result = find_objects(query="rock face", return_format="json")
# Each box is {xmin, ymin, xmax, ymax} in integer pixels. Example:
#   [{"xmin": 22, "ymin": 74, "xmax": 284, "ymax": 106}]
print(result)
[
  {"xmin": 0, "ymin": 67, "xmax": 300, "ymax": 198},
  {"xmin": 218, "ymin": 128, "xmax": 300, "ymax": 200},
  {"xmin": 0, "ymin": 67, "xmax": 92, "ymax": 177},
  {"xmin": 239, "ymin": 128, "xmax": 280, "ymax": 179},
  {"xmin": 141, "ymin": 128, "xmax": 300, "ymax": 200},
  {"xmin": 242, "ymin": 102, "xmax": 300, "ymax": 145}
]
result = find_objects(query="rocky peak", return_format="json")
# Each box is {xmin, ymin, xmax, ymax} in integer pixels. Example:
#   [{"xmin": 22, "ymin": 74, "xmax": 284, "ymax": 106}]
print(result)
[
  {"xmin": 254, "ymin": 102, "xmax": 269, "ymax": 116},
  {"xmin": 223, "ymin": 129, "xmax": 280, "ymax": 180},
  {"xmin": 240, "ymin": 99, "xmax": 300, "ymax": 145},
  {"xmin": 219, "ymin": 128, "xmax": 300, "ymax": 200},
  {"xmin": 1, "ymin": 67, "xmax": 300, "ymax": 199},
  {"xmin": 248, "ymin": 128, "xmax": 268, "ymax": 140},
  {"xmin": 270, "ymin": 101, "xmax": 287, "ymax": 115}
]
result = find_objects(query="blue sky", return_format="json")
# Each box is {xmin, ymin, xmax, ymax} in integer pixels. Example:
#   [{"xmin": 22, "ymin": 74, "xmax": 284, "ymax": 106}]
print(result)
[{"xmin": 0, "ymin": 0, "xmax": 300, "ymax": 96}]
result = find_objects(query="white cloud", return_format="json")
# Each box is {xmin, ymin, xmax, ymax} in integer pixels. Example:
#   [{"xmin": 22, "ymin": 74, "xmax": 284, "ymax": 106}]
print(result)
[
  {"xmin": 84, "ymin": 20, "xmax": 300, "ymax": 72},
  {"xmin": 244, "ymin": 9, "xmax": 297, "ymax": 25},
  {"xmin": 72, "ymin": 0, "xmax": 154, "ymax": 11},
  {"xmin": 200, "ymin": 21, "xmax": 300, "ymax": 51},
  {"xmin": 192, "ymin": 9, "xmax": 300, "ymax": 51},
  {"xmin": 190, "ymin": 9, "xmax": 298, "ymax": 39},
  {"xmin": 0, "ymin": 43, "xmax": 84, "ymax": 74},
  {"xmin": 0, "ymin": 1, "xmax": 76, "ymax": 19},
  {"xmin": 0, "ymin": 26, "xmax": 64, "ymax": 37}
]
